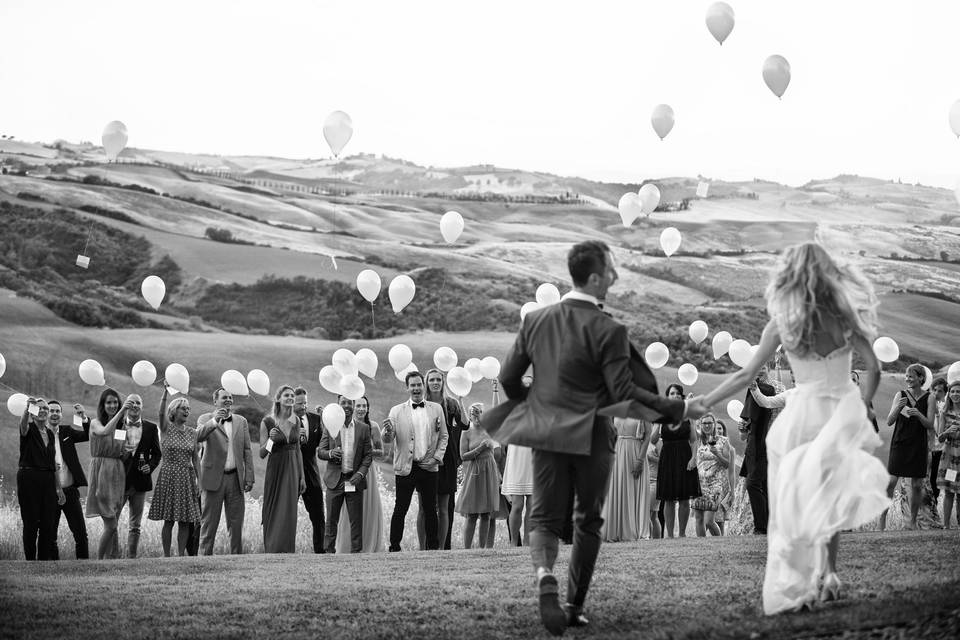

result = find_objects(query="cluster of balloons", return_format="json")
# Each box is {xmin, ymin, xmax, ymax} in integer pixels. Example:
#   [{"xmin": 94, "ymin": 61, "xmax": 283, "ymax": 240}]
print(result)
[
  {"xmin": 519, "ymin": 283, "xmax": 562, "ymax": 321},
  {"xmin": 617, "ymin": 184, "xmax": 661, "ymax": 227},
  {"xmin": 319, "ymin": 348, "xmax": 378, "ymax": 400},
  {"xmin": 219, "ymin": 369, "xmax": 271, "ymax": 397},
  {"xmin": 355, "ymin": 270, "xmax": 416, "ymax": 314},
  {"xmin": 384, "ymin": 344, "xmax": 500, "ymax": 397}
]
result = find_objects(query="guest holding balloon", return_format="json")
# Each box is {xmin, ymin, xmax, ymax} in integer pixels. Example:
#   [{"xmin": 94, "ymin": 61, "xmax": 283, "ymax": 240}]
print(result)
[
  {"xmin": 456, "ymin": 402, "xmax": 501, "ymax": 549},
  {"xmin": 294, "ymin": 387, "xmax": 326, "ymax": 553},
  {"xmin": 116, "ymin": 393, "xmax": 161, "ymax": 559},
  {"xmin": 336, "ymin": 395, "xmax": 385, "ymax": 553},
  {"xmin": 929, "ymin": 377, "xmax": 948, "ymax": 504},
  {"xmin": 260, "ymin": 384, "xmax": 306, "ymax": 553},
  {"xmin": 85, "ymin": 388, "xmax": 128, "ymax": 559},
  {"xmin": 16, "ymin": 397, "xmax": 64, "ymax": 560},
  {"xmin": 655, "ymin": 384, "xmax": 701, "ymax": 537},
  {"xmin": 936, "ymin": 381, "xmax": 960, "ymax": 529},
  {"xmin": 47, "ymin": 400, "xmax": 90, "ymax": 560},
  {"xmin": 691, "ymin": 414, "xmax": 734, "ymax": 537}
]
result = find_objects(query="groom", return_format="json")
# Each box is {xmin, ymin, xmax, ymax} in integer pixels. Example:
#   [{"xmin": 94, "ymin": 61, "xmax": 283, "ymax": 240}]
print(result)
[{"xmin": 492, "ymin": 240, "xmax": 707, "ymax": 635}]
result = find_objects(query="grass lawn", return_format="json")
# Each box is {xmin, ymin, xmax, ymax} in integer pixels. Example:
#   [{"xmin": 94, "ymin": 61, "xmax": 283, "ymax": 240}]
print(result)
[{"xmin": 1, "ymin": 531, "xmax": 958, "ymax": 639}]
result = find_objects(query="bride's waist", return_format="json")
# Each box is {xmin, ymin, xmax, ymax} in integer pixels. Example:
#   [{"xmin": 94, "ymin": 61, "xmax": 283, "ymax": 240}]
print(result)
[{"xmin": 790, "ymin": 379, "xmax": 858, "ymax": 397}]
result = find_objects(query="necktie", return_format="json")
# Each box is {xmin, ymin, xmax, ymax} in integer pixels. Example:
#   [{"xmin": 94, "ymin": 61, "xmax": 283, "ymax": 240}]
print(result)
[{"xmin": 412, "ymin": 402, "xmax": 425, "ymax": 409}]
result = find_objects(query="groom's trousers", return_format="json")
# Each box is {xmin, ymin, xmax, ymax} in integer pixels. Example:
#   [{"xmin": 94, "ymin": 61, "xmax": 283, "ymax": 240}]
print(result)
[{"xmin": 529, "ymin": 420, "xmax": 615, "ymax": 608}]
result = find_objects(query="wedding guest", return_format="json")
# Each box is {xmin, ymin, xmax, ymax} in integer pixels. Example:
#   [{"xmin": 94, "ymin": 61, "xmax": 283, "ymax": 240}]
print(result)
[
  {"xmin": 935, "ymin": 381, "xmax": 960, "ymax": 529},
  {"xmin": 656, "ymin": 384, "xmax": 701, "ymax": 538},
  {"xmin": 739, "ymin": 363, "xmax": 780, "ymax": 535},
  {"xmin": 714, "ymin": 420, "xmax": 735, "ymax": 534},
  {"xmin": 47, "ymin": 400, "xmax": 89, "ymax": 559},
  {"xmin": 148, "ymin": 388, "xmax": 200, "ymax": 556},
  {"xmin": 260, "ymin": 384, "xmax": 306, "ymax": 553},
  {"xmin": 483, "ymin": 382, "xmax": 506, "ymax": 549},
  {"xmin": 295, "ymin": 387, "xmax": 325, "ymax": 553},
  {"xmin": 16, "ymin": 398, "xmax": 63, "ymax": 560},
  {"xmin": 691, "ymin": 414, "xmax": 733, "ymax": 537},
  {"xmin": 930, "ymin": 377, "xmax": 948, "ymax": 503},
  {"xmin": 337, "ymin": 395, "xmax": 386, "ymax": 553},
  {"xmin": 599, "ymin": 418, "xmax": 650, "ymax": 542},
  {"xmin": 196, "ymin": 388, "xmax": 254, "ymax": 555},
  {"xmin": 85, "ymin": 388, "xmax": 127, "ymax": 559},
  {"xmin": 503, "ymin": 374, "xmax": 535, "ymax": 546},
  {"xmin": 455, "ymin": 402, "xmax": 500, "ymax": 548},
  {"xmin": 117, "ymin": 393, "xmax": 161, "ymax": 558},
  {"xmin": 646, "ymin": 431, "xmax": 662, "ymax": 539}
]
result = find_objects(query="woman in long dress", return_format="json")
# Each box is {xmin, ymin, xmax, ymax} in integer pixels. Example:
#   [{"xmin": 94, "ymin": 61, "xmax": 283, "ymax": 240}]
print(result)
[
  {"xmin": 260, "ymin": 384, "xmax": 305, "ymax": 553},
  {"xmin": 599, "ymin": 418, "xmax": 650, "ymax": 542},
  {"xmin": 336, "ymin": 395, "xmax": 385, "ymax": 553},
  {"xmin": 704, "ymin": 242, "xmax": 890, "ymax": 614},
  {"xmin": 85, "ymin": 388, "xmax": 127, "ymax": 560}
]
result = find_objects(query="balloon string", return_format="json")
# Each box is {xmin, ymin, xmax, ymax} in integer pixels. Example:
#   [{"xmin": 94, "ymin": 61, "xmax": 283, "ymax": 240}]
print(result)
[
  {"xmin": 435, "ymin": 272, "xmax": 447, "ymax": 331},
  {"xmin": 370, "ymin": 302, "xmax": 376, "ymax": 333}
]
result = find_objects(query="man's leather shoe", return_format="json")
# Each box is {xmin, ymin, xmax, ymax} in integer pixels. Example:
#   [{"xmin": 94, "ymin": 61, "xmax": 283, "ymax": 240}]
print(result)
[
  {"xmin": 538, "ymin": 574, "xmax": 567, "ymax": 636},
  {"xmin": 562, "ymin": 604, "xmax": 589, "ymax": 628}
]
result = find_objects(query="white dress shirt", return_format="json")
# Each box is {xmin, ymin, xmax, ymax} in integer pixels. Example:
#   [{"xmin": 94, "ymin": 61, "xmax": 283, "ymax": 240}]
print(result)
[
  {"xmin": 411, "ymin": 399, "xmax": 430, "ymax": 461},
  {"xmin": 341, "ymin": 420, "xmax": 355, "ymax": 473},
  {"xmin": 222, "ymin": 415, "xmax": 236, "ymax": 471},
  {"xmin": 560, "ymin": 290, "xmax": 600, "ymax": 307}
]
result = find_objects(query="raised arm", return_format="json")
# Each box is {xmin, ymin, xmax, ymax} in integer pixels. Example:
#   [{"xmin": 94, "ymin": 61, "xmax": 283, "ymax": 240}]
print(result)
[
  {"xmin": 91, "ymin": 401, "xmax": 126, "ymax": 436},
  {"xmin": 370, "ymin": 422, "xmax": 384, "ymax": 458},
  {"xmin": 703, "ymin": 320, "xmax": 780, "ymax": 408},
  {"xmin": 19, "ymin": 401, "xmax": 33, "ymax": 437},
  {"xmin": 158, "ymin": 387, "xmax": 170, "ymax": 434}
]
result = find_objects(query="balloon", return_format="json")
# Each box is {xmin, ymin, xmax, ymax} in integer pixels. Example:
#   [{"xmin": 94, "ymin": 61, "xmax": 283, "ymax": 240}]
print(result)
[
  {"xmin": 340, "ymin": 374, "xmax": 365, "ymax": 401},
  {"xmin": 356, "ymin": 270, "xmax": 381, "ymax": 303},
  {"xmin": 388, "ymin": 344, "xmax": 413, "ymax": 372},
  {"xmin": 331, "ymin": 348, "xmax": 359, "ymax": 377},
  {"xmin": 247, "ymin": 369, "xmax": 271, "ymax": 396},
  {"xmin": 947, "ymin": 361, "xmax": 960, "ymax": 385},
  {"xmin": 645, "ymin": 342, "xmax": 669, "ymax": 369},
  {"xmin": 872, "ymin": 337, "xmax": 899, "ymax": 363},
  {"xmin": 638, "ymin": 184, "xmax": 661, "ymax": 214},
  {"xmin": 950, "ymin": 99, "xmax": 960, "ymax": 137},
  {"xmin": 536, "ymin": 283, "xmax": 561, "ymax": 306},
  {"xmin": 221, "ymin": 369, "xmax": 249, "ymax": 396},
  {"xmin": 165, "ymin": 363, "xmax": 190, "ymax": 394},
  {"xmin": 726, "ymin": 399, "xmax": 744, "ymax": 422},
  {"xmin": 388, "ymin": 275, "xmax": 416, "ymax": 313},
  {"xmin": 618, "ymin": 192, "xmax": 644, "ymax": 226},
  {"xmin": 520, "ymin": 301, "xmax": 541, "ymax": 321},
  {"xmin": 102, "ymin": 120, "xmax": 128, "ymax": 161},
  {"xmin": 321, "ymin": 403, "xmax": 345, "ymax": 440},
  {"xmin": 712, "ymin": 331, "xmax": 733, "ymax": 359},
  {"xmin": 319, "ymin": 365, "xmax": 343, "ymax": 395},
  {"xmin": 921, "ymin": 366, "xmax": 933, "ymax": 392},
  {"xmin": 0, "ymin": 353, "xmax": 5, "ymax": 379},
  {"xmin": 479, "ymin": 356, "xmax": 501, "ymax": 380},
  {"xmin": 440, "ymin": 211, "xmax": 465, "ymax": 243},
  {"xmin": 651, "ymin": 104, "xmax": 675, "ymax": 140},
  {"xmin": 728, "ymin": 339, "xmax": 753, "ymax": 368},
  {"xmin": 78, "ymin": 359, "xmax": 105, "ymax": 386},
  {"xmin": 355, "ymin": 348, "xmax": 378, "ymax": 379},
  {"xmin": 141, "ymin": 275, "xmax": 166, "ymax": 310},
  {"xmin": 323, "ymin": 110, "xmax": 353, "ymax": 157},
  {"xmin": 705, "ymin": 2, "xmax": 735, "ymax": 45},
  {"xmin": 394, "ymin": 362, "xmax": 419, "ymax": 383},
  {"xmin": 660, "ymin": 227, "xmax": 682, "ymax": 257},
  {"xmin": 689, "ymin": 321, "xmax": 708, "ymax": 344},
  {"xmin": 678, "ymin": 363, "xmax": 699, "ymax": 386},
  {"xmin": 446, "ymin": 366, "xmax": 473, "ymax": 397},
  {"xmin": 464, "ymin": 358, "xmax": 484, "ymax": 383},
  {"xmin": 762, "ymin": 55, "xmax": 791, "ymax": 99},
  {"xmin": 7, "ymin": 393, "xmax": 28, "ymax": 417},
  {"xmin": 131, "ymin": 360, "xmax": 156, "ymax": 387},
  {"xmin": 433, "ymin": 347, "xmax": 458, "ymax": 372}
]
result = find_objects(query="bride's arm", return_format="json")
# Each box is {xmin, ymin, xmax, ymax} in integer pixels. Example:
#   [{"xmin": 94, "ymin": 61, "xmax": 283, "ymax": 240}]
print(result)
[
  {"xmin": 703, "ymin": 320, "xmax": 780, "ymax": 409},
  {"xmin": 747, "ymin": 384, "xmax": 787, "ymax": 409}
]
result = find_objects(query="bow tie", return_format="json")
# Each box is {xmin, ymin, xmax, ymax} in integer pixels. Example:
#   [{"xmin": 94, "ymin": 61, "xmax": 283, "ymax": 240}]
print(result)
[
  {"xmin": 222, "ymin": 416, "xmax": 232, "ymax": 423},
  {"xmin": 412, "ymin": 402, "xmax": 425, "ymax": 409}
]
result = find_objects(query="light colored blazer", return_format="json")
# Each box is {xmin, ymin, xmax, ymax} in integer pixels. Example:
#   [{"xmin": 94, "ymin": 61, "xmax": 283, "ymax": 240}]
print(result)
[
  {"xmin": 383, "ymin": 400, "xmax": 448, "ymax": 477},
  {"xmin": 196, "ymin": 412, "xmax": 254, "ymax": 492}
]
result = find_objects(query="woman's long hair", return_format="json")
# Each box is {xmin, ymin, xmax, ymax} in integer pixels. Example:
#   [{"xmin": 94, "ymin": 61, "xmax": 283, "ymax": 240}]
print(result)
[
  {"xmin": 271, "ymin": 384, "xmax": 295, "ymax": 422},
  {"xmin": 943, "ymin": 381, "xmax": 960, "ymax": 416},
  {"xmin": 357, "ymin": 395, "xmax": 372, "ymax": 427},
  {"xmin": 766, "ymin": 243, "xmax": 877, "ymax": 357},
  {"xmin": 96, "ymin": 387, "xmax": 122, "ymax": 426},
  {"xmin": 424, "ymin": 368, "xmax": 448, "ymax": 403}
]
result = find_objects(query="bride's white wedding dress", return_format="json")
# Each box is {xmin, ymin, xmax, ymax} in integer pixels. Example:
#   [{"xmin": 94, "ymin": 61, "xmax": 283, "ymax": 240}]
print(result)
[{"xmin": 763, "ymin": 339, "xmax": 890, "ymax": 614}]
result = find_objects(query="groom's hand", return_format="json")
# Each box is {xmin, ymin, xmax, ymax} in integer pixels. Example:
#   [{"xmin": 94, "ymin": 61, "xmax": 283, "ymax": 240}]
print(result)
[{"xmin": 684, "ymin": 397, "xmax": 710, "ymax": 420}]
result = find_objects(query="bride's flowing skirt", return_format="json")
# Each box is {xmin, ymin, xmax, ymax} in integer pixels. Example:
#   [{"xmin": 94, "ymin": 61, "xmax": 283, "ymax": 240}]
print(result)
[{"xmin": 763, "ymin": 383, "xmax": 891, "ymax": 615}]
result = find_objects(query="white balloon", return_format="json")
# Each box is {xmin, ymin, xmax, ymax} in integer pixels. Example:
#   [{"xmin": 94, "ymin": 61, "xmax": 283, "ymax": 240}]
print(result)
[
  {"xmin": 355, "ymin": 348, "xmax": 378, "ymax": 379},
  {"xmin": 395, "ymin": 362, "xmax": 419, "ymax": 383},
  {"xmin": 520, "ymin": 301, "xmax": 541, "ymax": 321},
  {"xmin": 677, "ymin": 363, "xmax": 699, "ymax": 386},
  {"xmin": 950, "ymin": 99, "xmax": 960, "ymax": 137},
  {"xmin": 0, "ymin": 353, "xmax": 6, "ymax": 379},
  {"xmin": 7, "ymin": 392, "xmax": 28, "ymax": 417},
  {"xmin": 689, "ymin": 321, "xmax": 708, "ymax": 344},
  {"xmin": 102, "ymin": 120, "xmax": 128, "ymax": 161},
  {"xmin": 247, "ymin": 369, "xmax": 271, "ymax": 396},
  {"xmin": 323, "ymin": 111, "xmax": 353, "ymax": 157},
  {"xmin": 618, "ymin": 192, "xmax": 644, "ymax": 226},
  {"xmin": 947, "ymin": 361, "xmax": 960, "ymax": 385},
  {"xmin": 660, "ymin": 227, "xmax": 682, "ymax": 257},
  {"xmin": 651, "ymin": 104, "xmax": 675, "ymax": 140},
  {"xmin": 479, "ymin": 356, "xmax": 501, "ymax": 380},
  {"xmin": 728, "ymin": 339, "xmax": 753, "ymax": 368},
  {"xmin": 321, "ymin": 403, "xmax": 346, "ymax": 440},
  {"xmin": 165, "ymin": 363, "xmax": 190, "ymax": 394},
  {"xmin": 446, "ymin": 366, "xmax": 472, "ymax": 397},
  {"xmin": 440, "ymin": 211, "xmax": 465, "ymax": 243},
  {"xmin": 872, "ymin": 337, "xmax": 900, "ymax": 363},
  {"xmin": 356, "ymin": 270, "xmax": 381, "ymax": 303},
  {"xmin": 705, "ymin": 2, "xmax": 735, "ymax": 45},
  {"xmin": 762, "ymin": 55, "xmax": 791, "ymax": 99},
  {"xmin": 332, "ymin": 349, "xmax": 359, "ymax": 377},
  {"xmin": 726, "ymin": 399, "xmax": 745, "ymax": 422},
  {"xmin": 645, "ymin": 342, "xmax": 669, "ymax": 369},
  {"xmin": 433, "ymin": 347, "xmax": 458, "ymax": 372},
  {"xmin": 712, "ymin": 331, "xmax": 733, "ymax": 359},
  {"xmin": 638, "ymin": 184, "xmax": 661, "ymax": 214},
  {"xmin": 921, "ymin": 366, "xmax": 933, "ymax": 392},
  {"xmin": 319, "ymin": 365, "xmax": 343, "ymax": 395},
  {"xmin": 131, "ymin": 360, "xmax": 156, "ymax": 387},
  {"xmin": 141, "ymin": 275, "xmax": 166, "ymax": 310},
  {"xmin": 340, "ymin": 374, "xmax": 365, "ymax": 401},
  {"xmin": 388, "ymin": 344, "xmax": 413, "ymax": 372},
  {"xmin": 78, "ymin": 359, "xmax": 105, "ymax": 386},
  {"xmin": 464, "ymin": 358, "xmax": 484, "ymax": 383},
  {"xmin": 221, "ymin": 369, "xmax": 249, "ymax": 396},
  {"xmin": 388, "ymin": 275, "xmax": 416, "ymax": 313},
  {"xmin": 535, "ymin": 283, "xmax": 561, "ymax": 306}
]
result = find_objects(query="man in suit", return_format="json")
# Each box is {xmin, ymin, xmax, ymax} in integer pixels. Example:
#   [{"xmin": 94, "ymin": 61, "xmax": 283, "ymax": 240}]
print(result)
[
  {"xmin": 295, "ymin": 387, "xmax": 326, "ymax": 553},
  {"xmin": 493, "ymin": 240, "xmax": 707, "ymax": 635},
  {"xmin": 47, "ymin": 400, "xmax": 89, "ymax": 559},
  {"xmin": 118, "ymin": 394, "xmax": 161, "ymax": 559},
  {"xmin": 382, "ymin": 371, "xmax": 449, "ymax": 551},
  {"xmin": 739, "ymin": 363, "xmax": 778, "ymax": 535},
  {"xmin": 317, "ymin": 395, "xmax": 373, "ymax": 553},
  {"xmin": 196, "ymin": 388, "xmax": 255, "ymax": 555}
]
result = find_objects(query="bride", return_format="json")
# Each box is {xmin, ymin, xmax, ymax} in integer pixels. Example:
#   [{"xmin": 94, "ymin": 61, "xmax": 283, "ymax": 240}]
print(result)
[{"xmin": 703, "ymin": 242, "xmax": 890, "ymax": 614}]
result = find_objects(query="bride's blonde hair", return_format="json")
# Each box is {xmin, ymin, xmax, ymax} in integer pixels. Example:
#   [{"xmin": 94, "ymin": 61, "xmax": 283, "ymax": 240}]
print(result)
[{"xmin": 766, "ymin": 243, "xmax": 877, "ymax": 356}]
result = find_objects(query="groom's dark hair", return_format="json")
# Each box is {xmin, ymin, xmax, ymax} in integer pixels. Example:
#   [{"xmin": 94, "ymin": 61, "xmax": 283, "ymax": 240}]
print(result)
[{"xmin": 568, "ymin": 240, "xmax": 610, "ymax": 287}]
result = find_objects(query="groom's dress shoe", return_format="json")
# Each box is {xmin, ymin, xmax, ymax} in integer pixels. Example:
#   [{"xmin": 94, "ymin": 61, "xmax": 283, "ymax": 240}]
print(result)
[
  {"xmin": 562, "ymin": 604, "xmax": 589, "ymax": 628},
  {"xmin": 538, "ymin": 574, "xmax": 567, "ymax": 636}
]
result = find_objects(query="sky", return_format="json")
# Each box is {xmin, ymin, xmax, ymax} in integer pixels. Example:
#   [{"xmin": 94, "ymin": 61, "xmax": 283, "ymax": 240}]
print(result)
[{"xmin": 1, "ymin": 0, "xmax": 958, "ymax": 188}]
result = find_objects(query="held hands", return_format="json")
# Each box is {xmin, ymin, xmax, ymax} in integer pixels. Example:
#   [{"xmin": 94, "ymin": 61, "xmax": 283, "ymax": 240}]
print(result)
[{"xmin": 684, "ymin": 397, "xmax": 711, "ymax": 420}]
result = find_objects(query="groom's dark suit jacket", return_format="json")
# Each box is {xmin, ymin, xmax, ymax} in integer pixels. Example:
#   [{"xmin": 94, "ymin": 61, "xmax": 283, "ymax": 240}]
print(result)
[{"xmin": 491, "ymin": 297, "xmax": 685, "ymax": 455}]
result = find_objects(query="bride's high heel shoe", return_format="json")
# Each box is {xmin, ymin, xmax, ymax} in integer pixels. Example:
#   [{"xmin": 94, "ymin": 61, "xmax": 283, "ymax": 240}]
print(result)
[{"xmin": 820, "ymin": 572, "xmax": 842, "ymax": 602}]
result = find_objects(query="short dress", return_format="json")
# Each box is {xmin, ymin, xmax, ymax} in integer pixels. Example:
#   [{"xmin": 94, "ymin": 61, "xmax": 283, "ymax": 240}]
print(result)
[
  {"xmin": 85, "ymin": 427, "xmax": 127, "ymax": 519},
  {"xmin": 501, "ymin": 444, "xmax": 533, "ymax": 496},
  {"xmin": 455, "ymin": 430, "xmax": 501, "ymax": 515},
  {"xmin": 148, "ymin": 425, "xmax": 200, "ymax": 523},
  {"xmin": 691, "ymin": 436, "xmax": 732, "ymax": 515},
  {"xmin": 887, "ymin": 390, "xmax": 930, "ymax": 478},
  {"xmin": 656, "ymin": 420, "xmax": 702, "ymax": 501},
  {"xmin": 936, "ymin": 409, "xmax": 960, "ymax": 493}
]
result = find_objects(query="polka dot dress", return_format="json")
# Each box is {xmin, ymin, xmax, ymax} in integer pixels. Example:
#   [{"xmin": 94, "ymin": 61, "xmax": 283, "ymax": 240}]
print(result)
[{"xmin": 148, "ymin": 426, "xmax": 200, "ymax": 523}]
